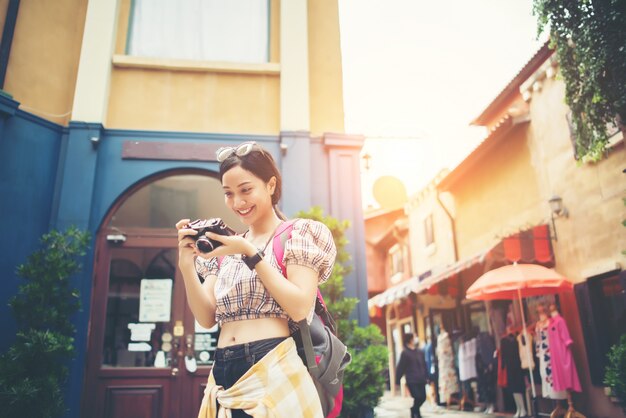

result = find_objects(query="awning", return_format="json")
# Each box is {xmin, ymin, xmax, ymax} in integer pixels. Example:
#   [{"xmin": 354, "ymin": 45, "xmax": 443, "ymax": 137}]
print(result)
[
  {"xmin": 491, "ymin": 224, "xmax": 553, "ymax": 265},
  {"xmin": 366, "ymin": 224, "xmax": 553, "ymax": 308},
  {"xmin": 414, "ymin": 224, "xmax": 554, "ymax": 296},
  {"xmin": 368, "ymin": 277, "xmax": 418, "ymax": 309},
  {"xmin": 414, "ymin": 251, "xmax": 490, "ymax": 294}
]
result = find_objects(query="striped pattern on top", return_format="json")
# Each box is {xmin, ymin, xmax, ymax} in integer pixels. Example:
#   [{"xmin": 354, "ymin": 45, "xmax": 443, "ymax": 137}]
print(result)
[{"xmin": 195, "ymin": 219, "xmax": 337, "ymax": 326}]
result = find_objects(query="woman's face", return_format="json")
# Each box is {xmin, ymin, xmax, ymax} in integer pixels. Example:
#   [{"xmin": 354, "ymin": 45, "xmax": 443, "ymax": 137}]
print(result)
[{"xmin": 222, "ymin": 165, "xmax": 276, "ymax": 225}]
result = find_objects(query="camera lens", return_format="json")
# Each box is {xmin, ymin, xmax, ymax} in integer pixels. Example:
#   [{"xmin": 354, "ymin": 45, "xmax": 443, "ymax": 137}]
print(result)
[{"xmin": 196, "ymin": 237, "xmax": 213, "ymax": 253}]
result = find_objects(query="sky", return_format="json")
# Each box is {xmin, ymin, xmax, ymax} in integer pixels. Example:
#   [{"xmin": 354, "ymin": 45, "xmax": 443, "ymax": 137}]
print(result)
[{"xmin": 337, "ymin": 0, "xmax": 548, "ymax": 209}]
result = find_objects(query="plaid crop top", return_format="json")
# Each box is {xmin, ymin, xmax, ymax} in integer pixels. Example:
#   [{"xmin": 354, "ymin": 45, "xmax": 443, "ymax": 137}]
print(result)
[{"xmin": 194, "ymin": 218, "xmax": 337, "ymax": 326}]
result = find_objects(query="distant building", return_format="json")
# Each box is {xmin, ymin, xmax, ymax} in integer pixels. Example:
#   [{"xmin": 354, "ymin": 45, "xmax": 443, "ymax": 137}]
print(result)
[{"xmin": 369, "ymin": 42, "xmax": 625, "ymax": 417}]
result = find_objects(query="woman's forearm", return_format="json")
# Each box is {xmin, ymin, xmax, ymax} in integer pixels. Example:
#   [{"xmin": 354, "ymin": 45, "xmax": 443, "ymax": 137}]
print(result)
[{"xmin": 179, "ymin": 263, "xmax": 217, "ymax": 329}]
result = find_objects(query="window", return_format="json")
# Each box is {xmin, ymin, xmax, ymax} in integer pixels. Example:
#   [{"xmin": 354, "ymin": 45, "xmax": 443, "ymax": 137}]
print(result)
[
  {"xmin": 109, "ymin": 174, "xmax": 244, "ymax": 231},
  {"xmin": 127, "ymin": 0, "xmax": 269, "ymax": 63},
  {"xmin": 389, "ymin": 244, "xmax": 409, "ymax": 283},
  {"xmin": 423, "ymin": 214, "xmax": 434, "ymax": 247},
  {"xmin": 575, "ymin": 270, "xmax": 626, "ymax": 385}
]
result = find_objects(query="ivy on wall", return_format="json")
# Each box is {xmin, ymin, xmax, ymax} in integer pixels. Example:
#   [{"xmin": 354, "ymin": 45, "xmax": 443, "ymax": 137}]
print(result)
[{"xmin": 533, "ymin": 0, "xmax": 626, "ymax": 162}]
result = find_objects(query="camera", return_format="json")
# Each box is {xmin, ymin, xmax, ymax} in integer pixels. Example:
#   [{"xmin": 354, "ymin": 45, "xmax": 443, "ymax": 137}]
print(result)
[{"xmin": 187, "ymin": 218, "xmax": 235, "ymax": 253}]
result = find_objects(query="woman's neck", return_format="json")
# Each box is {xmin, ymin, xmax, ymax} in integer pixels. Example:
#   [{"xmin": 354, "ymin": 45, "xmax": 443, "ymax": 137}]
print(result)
[{"xmin": 248, "ymin": 212, "xmax": 283, "ymax": 240}]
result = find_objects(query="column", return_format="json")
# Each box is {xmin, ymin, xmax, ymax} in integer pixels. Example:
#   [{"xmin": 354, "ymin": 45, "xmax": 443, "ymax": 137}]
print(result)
[
  {"xmin": 324, "ymin": 133, "xmax": 369, "ymax": 325},
  {"xmin": 71, "ymin": 0, "xmax": 120, "ymax": 123}
]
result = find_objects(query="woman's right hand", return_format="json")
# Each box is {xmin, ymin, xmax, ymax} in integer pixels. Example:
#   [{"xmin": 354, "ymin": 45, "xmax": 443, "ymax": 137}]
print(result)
[{"xmin": 176, "ymin": 218, "xmax": 198, "ymax": 270}]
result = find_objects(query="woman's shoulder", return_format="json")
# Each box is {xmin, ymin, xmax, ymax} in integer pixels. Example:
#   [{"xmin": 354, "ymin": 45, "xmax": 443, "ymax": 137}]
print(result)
[
  {"xmin": 289, "ymin": 218, "xmax": 333, "ymax": 236},
  {"xmin": 288, "ymin": 218, "xmax": 335, "ymax": 248}
]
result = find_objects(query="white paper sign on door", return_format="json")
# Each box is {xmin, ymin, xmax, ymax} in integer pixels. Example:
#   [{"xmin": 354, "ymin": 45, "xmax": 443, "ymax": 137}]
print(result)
[
  {"xmin": 139, "ymin": 279, "xmax": 173, "ymax": 322},
  {"xmin": 128, "ymin": 322, "xmax": 156, "ymax": 341}
]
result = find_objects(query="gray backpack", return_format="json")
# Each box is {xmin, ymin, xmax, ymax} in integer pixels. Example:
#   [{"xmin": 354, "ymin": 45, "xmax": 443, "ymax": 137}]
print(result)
[{"xmin": 273, "ymin": 220, "xmax": 351, "ymax": 418}]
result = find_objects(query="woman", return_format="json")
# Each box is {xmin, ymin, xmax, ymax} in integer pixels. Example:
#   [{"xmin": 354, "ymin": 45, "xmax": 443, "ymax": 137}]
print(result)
[{"xmin": 176, "ymin": 141, "xmax": 336, "ymax": 418}]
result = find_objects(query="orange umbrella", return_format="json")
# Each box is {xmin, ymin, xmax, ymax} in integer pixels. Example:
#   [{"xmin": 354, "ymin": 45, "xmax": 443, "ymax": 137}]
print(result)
[
  {"xmin": 466, "ymin": 263, "xmax": 572, "ymax": 300},
  {"xmin": 466, "ymin": 263, "xmax": 573, "ymax": 413}
]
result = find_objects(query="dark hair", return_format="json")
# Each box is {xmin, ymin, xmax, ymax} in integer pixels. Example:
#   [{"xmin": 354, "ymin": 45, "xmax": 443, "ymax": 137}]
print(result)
[
  {"xmin": 403, "ymin": 333, "xmax": 415, "ymax": 347},
  {"xmin": 219, "ymin": 144, "xmax": 287, "ymax": 220}
]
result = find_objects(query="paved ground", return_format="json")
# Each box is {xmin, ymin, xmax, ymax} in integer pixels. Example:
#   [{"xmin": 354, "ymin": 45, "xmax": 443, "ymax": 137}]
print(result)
[{"xmin": 374, "ymin": 392, "xmax": 514, "ymax": 418}]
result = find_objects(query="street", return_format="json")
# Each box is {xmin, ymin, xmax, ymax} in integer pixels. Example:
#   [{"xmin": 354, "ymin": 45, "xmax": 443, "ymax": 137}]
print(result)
[{"xmin": 374, "ymin": 392, "xmax": 512, "ymax": 418}]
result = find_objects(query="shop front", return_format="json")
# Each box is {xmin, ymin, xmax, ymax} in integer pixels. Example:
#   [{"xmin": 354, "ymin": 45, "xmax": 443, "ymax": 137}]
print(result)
[{"xmin": 370, "ymin": 224, "xmax": 567, "ymax": 414}]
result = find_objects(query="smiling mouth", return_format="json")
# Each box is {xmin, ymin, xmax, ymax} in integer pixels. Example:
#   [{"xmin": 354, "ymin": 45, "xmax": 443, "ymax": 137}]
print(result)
[{"xmin": 237, "ymin": 207, "xmax": 254, "ymax": 216}]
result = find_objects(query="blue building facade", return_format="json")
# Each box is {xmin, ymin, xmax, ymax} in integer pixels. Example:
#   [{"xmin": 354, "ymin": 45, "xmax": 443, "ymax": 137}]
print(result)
[{"xmin": 0, "ymin": 93, "xmax": 368, "ymax": 418}]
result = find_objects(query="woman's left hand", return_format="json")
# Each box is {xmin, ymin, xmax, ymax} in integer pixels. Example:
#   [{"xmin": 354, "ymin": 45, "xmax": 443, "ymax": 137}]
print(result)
[{"xmin": 201, "ymin": 232, "xmax": 257, "ymax": 258}]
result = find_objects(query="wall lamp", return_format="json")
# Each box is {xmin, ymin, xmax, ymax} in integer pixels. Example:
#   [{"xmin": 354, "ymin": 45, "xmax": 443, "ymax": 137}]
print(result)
[{"xmin": 548, "ymin": 195, "xmax": 568, "ymax": 241}]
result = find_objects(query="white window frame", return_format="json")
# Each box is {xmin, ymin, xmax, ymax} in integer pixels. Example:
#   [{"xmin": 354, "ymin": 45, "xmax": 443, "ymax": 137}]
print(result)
[{"xmin": 127, "ymin": 0, "xmax": 270, "ymax": 64}]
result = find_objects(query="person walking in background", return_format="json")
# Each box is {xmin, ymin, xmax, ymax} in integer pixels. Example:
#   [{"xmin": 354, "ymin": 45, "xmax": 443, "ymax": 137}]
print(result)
[{"xmin": 395, "ymin": 333, "xmax": 428, "ymax": 418}]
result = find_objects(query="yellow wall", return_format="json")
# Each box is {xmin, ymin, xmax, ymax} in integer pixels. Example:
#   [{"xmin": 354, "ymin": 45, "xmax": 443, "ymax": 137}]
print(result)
[
  {"xmin": 449, "ymin": 73, "xmax": 626, "ymax": 418},
  {"xmin": 107, "ymin": 0, "xmax": 281, "ymax": 133},
  {"xmin": 308, "ymin": 0, "xmax": 345, "ymax": 135},
  {"xmin": 452, "ymin": 125, "xmax": 545, "ymax": 258},
  {"xmin": 526, "ymin": 76, "xmax": 625, "ymax": 284},
  {"xmin": 3, "ymin": 0, "xmax": 345, "ymax": 135},
  {"xmin": 453, "ymin": 75, "xmax": 624, "ymax": 285},
  {"xmin": 528, "ymin": 76, "xmax": 625, "ymax": 417},
  {"xmin": 3, "ymin": 0, "xmax": 87, "ymax": 125},
  {"xmin": 107, "ymin": 69, "xmax": 280, "ymax": 133}
]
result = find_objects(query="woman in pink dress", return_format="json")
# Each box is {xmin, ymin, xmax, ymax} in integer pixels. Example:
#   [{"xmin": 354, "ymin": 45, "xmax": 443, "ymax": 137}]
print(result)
[{"xmin": 547, "ymin": 304, "xmax": 581, "ymax": 392}]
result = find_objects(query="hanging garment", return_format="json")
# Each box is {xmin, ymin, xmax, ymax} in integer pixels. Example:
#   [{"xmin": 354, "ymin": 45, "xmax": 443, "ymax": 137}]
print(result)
[
  {"xmin": 547, "ymin": 314, "xmax": 581, "ymax": 392},
  {"xmin": 458, "ymin": 338, "xmax": 478, "ymax": 382},
  {"xmin": 476, "ymin": 332, "xmax": 497, "ymax": 404},
  {"xmin": 436, "ymin": 331, "xmax": 459, "ymax": 401},
  {"xmin": 476, "ymin": 332, "xmax": 496, "ymax": 368},
  {"xmin": 535, "ymin": 321, "xmax": 566, "ymax": 400},
  {"xmin": 500, "ymin": 334, "xmax": 525, "ymax": 394},
  {"xmin": 517, "ymin": 332, "xmax": 535, "ymax": 370},
  {"xmin": 423, "ymin": 341, "xmax": 436, "ymax": 380}
]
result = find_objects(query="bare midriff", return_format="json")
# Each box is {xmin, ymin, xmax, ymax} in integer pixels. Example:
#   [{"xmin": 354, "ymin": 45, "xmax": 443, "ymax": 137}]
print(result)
[{"xmin": 217, "ymin": 317, "xmax": 290, "ymax": 347}]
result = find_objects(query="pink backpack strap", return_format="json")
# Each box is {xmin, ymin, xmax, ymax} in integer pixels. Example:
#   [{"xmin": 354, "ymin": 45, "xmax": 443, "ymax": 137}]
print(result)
[
  {"xmin": 273, "ymin": 219, "xmax": 326, "ymax": 306},
  {"xmin": 273, "ymin": 219, "xmax": 297, "ymax": 276}
]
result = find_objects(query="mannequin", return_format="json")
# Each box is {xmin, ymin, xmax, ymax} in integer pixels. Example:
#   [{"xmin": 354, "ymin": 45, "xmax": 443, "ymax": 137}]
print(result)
[
  {"xmin": 535, "ymin": 304, "xmax": 567, "ymax": 417},
  {"xmin": 547, "ymin": 304, "xmax": 585, "ymax": 418},
  {"xmin": 423, "ymin": 328, "xmax": 437, "ymax": 410},
  {"xmin": 501, "ymin": 326, "xmax": 527, "ymax": 418},
  {"xmin": 457, "ymin": 333, "xmax": 477, "ymax": 411},
  {"xmin": 436, "ymin": 325, "xmax": 459, "ymax": 406}
]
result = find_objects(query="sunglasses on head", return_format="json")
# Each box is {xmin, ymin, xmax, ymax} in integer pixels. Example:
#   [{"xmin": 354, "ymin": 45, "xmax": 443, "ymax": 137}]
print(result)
[{"xmin": 216, "ymin": 141, "xmax": 257, "ymax": 162}]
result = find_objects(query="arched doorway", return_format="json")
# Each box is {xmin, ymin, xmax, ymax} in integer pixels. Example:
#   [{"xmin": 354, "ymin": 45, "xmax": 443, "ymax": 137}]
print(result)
[{"xmin": 82, "ymin": 171, "xmax": 245, "ymax": 418}]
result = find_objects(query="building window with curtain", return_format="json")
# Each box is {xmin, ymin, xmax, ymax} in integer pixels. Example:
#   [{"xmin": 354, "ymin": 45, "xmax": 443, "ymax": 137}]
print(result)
[
  {"xmin": 389, "ymin": 244, "xmax": 406, "ymax": 284},
  {"xmin": 127, "ymin": 0, "xmax": 269, "ymax": 63}
]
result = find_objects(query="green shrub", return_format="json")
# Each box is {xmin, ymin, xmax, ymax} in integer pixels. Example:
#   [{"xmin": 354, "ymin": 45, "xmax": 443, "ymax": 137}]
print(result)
[
  {"xmin": 297, "ymin": 207, "xmax": 389, "ymax": 418},
  {"xmin": 604, "ymin": 334, "xmax": 626, "ymax": 412},
  {"xmin": 0, "ymin": 227, "xmax": 90, "ymax": 418}
]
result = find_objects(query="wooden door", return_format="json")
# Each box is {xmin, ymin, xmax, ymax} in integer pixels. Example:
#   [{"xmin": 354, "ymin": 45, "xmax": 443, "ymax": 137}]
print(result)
[{"xmin": 82, "ymin": 229, "xmax": 218, "ymax": 418}]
